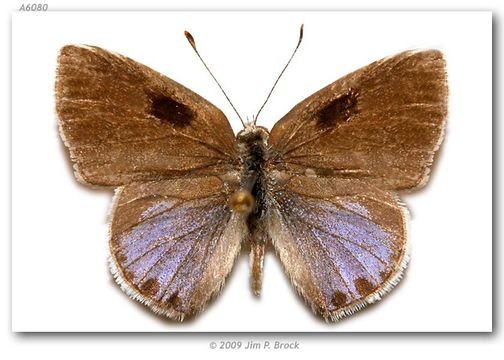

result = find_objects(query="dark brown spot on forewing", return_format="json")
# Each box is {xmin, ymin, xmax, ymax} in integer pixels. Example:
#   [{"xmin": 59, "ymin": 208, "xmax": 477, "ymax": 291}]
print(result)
[
  {"xmin": 331, "ymin": 291, "xmax": 348, "ymax": 309},
  {"xmin": 150, "ymin": 94, "xmax": 194, "ymax": 128},
  {"xmin": 316, "ymin": 88, "xmax": 359, "ymax": 128},
  {"xmin": 354, "ymin": 278, "xmax": 375, "ymax": 297}
]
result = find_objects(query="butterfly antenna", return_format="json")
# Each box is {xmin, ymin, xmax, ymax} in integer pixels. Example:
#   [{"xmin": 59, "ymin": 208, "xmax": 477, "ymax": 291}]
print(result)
[
  {"xmin": 184, "ymin": 30, "xmax": 246, "ymax": 128},
  {"xmin": 254, "ymin": 24, "xmax": 304, "ymax": 125}
]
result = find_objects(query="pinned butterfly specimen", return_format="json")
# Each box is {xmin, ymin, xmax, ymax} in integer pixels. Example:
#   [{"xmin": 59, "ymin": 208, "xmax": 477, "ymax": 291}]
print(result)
[{"xmin": 55, "ymin": 25, "xmax": 448, "ymax": 322}]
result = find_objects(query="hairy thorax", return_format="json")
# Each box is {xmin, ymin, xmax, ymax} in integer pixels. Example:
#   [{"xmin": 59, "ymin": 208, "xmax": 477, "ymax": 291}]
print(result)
[{"xmin": 235, "ymin": 125, "xmax": 270, "ymax": 217}]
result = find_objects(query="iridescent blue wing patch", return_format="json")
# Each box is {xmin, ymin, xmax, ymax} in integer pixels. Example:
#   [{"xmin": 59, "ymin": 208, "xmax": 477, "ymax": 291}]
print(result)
[
  {"xmin": 267, "ymin": 176, "xmax": 408, "ymax": 321},
  {"xmin": 109, "ymin": 176, "xmax": 247, "ymax": 320}
]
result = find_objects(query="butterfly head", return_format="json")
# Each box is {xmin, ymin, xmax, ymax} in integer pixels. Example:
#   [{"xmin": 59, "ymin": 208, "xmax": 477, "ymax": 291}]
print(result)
[{"xmin": 236, "ymin": 124, "xmax": 269, "ymax": 144}]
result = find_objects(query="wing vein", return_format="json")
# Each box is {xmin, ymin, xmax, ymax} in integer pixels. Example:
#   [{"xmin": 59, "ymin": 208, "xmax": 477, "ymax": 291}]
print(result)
[
  {"xmin": 124, "ymin": 222, "xmax": 208, "ymax": 270},
  {"xmin": 295, "ymin": 215, "xmax": 388, "ymax": 266},
  {"xmin": 118, "ymin": 195, "xmax": 223, "ymax": 238},
  {"xmin": 157, "ymin": 211, "xmax": 228, "ymax": 302},
  {"xmin": 295, "ymin": 216, "xmax": 383, "ymax": 285},
  {"xmin": 276, "ymin": 205, "xmax": 355, "ymax": 298}
]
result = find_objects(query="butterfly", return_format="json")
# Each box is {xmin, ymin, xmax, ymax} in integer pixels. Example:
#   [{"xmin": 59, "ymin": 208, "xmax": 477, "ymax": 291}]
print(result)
[{"xmin": 55, "ymin": 26, "xmax": 448, "ymax": 322}]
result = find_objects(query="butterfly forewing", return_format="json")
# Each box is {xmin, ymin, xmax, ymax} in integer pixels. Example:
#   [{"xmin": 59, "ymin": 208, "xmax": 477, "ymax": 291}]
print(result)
[
  {"xmin": 269, "ymin": 50, "xmax": 448, "ymax": 191},
  {"xmin": 266, "ymin": 176, "xmax": 408, "ymax": 320},
  {"xmin": 109, "ymin": 176, "xmax": 247, "ymax": 320},
  {"xmin": 56, "ymin": 45, "xmax": 237, "ymax": 186}
]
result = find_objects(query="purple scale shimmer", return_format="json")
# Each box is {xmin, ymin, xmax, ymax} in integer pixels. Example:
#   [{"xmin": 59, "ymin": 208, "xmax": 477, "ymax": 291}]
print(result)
[
  {"xmin": 120, "ymin": 200, "xmax": 221, "ymax": 266},
  {"xmin": 275, "ymin": 190, "xmax": 399, "ymax": 304},
  {"xmin": 340, "ymin": 201, "xmax": 370, "ymax": 218},
  {"xmin": 310, "ymin": 227, "xmax": 377, "ymax": 297},
  {"xmin": 140, "ymin": 200, "xmax": 178, "ymax": 220},
  {"xmin": 338, "ymin": 240, "xmax": 386, "ymax": 280},
  {"xmin": 115, "ymin": 195, "xmax": 229, "ymax": 310}
]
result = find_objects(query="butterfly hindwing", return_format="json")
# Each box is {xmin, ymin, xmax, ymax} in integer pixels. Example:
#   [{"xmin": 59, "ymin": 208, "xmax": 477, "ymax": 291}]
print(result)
[
  {"xmin": 266, "ymin": 175, "xmax": 408, "ymax": 320},
  {"xmin": 56, "ymin": 45, "xmax": 237, "ymax": 186},
  {"xmin": 269, "ymin": 50, "xmax": 448, "ymax": 191},
  {"xmin": 109, "ymin": 176, "xmax": 247, "ymax": 320}
]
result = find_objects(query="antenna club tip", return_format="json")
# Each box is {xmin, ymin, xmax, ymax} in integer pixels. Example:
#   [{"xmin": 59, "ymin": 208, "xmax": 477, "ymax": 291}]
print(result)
[
  {"xmin": 300, "ymin": 24, "xmax": 304, "ymax": 38},
  {"xmin": 184, "ymin": 30, "xmax": 197, "ymax": 50}
]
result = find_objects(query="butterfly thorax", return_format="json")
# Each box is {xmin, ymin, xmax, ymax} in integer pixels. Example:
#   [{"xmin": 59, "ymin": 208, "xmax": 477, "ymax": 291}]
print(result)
[
  {"xmin": 236, "ymin": 125, "xmax": 271, "ymax": 295},
  {"xmin": 235, "ymin": 125, "xmax": 269, "ymax": 213}
]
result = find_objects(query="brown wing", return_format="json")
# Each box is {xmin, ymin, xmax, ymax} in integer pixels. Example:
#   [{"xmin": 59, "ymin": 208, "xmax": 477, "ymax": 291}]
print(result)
[
  {"xmin": 266, "ymin": 175, "xmax": 408, "ymax": 321},
  {"xmin": 56, "ymin": 45, "xmax": 237, "ymax": 186},
  {"xmin": 109, "ymin": 176, "xmax": 247, "ymax": 320},
  {"xmin": 269, "ymin": 50, "xmax": 448, "ymax": 191}
]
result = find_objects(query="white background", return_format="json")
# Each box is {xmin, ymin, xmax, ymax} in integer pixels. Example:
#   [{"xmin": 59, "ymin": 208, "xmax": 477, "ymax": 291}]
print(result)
[
  {"xmin": 11, "ymin": 11, "xmax": 492, "ymax": 332},
  {"xmin": 3, "ymin": 0, "xmax": 501, "ymax": 358}
]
